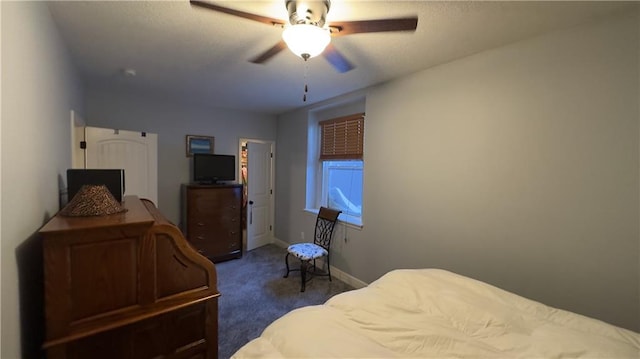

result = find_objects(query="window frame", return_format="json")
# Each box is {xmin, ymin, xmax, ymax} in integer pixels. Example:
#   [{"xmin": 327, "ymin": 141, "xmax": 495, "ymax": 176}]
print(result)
[{"xmin": 308, "ymin": 112, "xmax": 365, "ymax": 228}]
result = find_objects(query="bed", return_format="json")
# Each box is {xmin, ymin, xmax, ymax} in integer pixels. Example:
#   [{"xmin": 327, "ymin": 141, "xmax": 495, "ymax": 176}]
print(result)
[{"xmin": 232, "ymin": 268, "xmax": 639, "ymax": 358}]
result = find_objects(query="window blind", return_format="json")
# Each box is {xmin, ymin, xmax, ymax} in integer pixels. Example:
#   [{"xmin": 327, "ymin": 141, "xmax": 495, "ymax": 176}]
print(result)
[{"xmin": 319, "ymin": 113, "xmax": 364, "ymax": 160}]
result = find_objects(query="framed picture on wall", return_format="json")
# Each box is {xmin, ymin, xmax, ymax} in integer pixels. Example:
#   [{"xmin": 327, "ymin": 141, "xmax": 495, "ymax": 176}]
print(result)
[{"xmin": 186, "ymin": 135, "xmax": 215, "ymax": 157}]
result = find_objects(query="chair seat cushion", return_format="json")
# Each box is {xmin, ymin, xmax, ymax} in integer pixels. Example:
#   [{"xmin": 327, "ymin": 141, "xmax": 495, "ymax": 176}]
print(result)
[{"xmin": 287, "ymin": 243, "xmax": 328, "ymax": 261}]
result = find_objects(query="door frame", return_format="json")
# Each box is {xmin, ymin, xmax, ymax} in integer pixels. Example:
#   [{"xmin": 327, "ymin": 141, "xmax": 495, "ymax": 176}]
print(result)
[
  {"xmin": 239, "ymin": 138, "xmax": 276, "ymax": 250},
  {"xmin": 70, "ymin": 110, "xmax": 86, "ymax": 169}
]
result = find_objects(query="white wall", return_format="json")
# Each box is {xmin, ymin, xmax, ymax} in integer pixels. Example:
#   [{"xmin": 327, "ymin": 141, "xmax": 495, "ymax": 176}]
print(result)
[
  {"xmin": 275, "ymin": 11, "xmax": 639, "ymax": 331},
  {"xmin": 85, "ymin": 85, "xmax": 277, "ymax": 224},
  {"xmin": 1, "ymin": 2, "xmax": 84, "ymax": 358}
]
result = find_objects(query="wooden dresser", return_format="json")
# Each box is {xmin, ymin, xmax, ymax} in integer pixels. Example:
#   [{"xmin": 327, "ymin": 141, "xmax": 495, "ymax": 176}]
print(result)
[
  {"xmin": 182, "ymin": 184, "xmax": 242, "ymax": 262},
  {"xmin": 39, "ymin": 196, "xmax": 219, "ymax": 359}
]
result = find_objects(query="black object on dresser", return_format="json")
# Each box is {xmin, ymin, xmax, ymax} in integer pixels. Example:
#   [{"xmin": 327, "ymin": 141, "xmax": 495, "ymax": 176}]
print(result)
[
  {"xmin": 182, "ymin": 184, "xmax": 243, "ymax": 262},
  {"xmin": 67, "ymin": 169, "xmax": 125, "ymax": 202}
]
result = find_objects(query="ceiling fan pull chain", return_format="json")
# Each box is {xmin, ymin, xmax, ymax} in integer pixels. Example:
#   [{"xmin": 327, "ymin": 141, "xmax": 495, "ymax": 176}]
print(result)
[
  {"xmin": 304, "ymin": 83, "xmax": 308, "ymax": 102},
  {"xmin": 303, "ymin": 60, "xmax": 309, "ymax": 102}
]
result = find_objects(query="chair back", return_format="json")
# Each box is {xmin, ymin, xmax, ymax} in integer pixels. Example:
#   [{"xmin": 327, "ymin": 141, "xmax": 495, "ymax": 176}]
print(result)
[{"xmin": 314, "ymin": 207, "xmax": 341, "ymax": 250}]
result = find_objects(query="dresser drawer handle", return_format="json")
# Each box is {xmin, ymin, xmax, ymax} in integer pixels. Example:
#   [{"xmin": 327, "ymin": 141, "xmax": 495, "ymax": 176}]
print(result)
[
  {"xmin": 196, "ymin": 222, "xmax": 205, "ymax": 227},
  {"xmin": 196, "ymin": 236, "xmax": 205, "ymax": 240}
]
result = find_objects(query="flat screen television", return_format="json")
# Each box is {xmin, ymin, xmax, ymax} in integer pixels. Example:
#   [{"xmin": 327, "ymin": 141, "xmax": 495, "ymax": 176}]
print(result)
[{"xmin": 193, "ymin": 154, "xmax": 236, "ymax": 184}]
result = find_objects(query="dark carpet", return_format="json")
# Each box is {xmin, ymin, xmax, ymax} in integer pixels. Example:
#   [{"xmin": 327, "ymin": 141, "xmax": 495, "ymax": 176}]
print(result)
[{"xmin": 215, "ymin": 244, "xmax": 355, "ymax": 359}]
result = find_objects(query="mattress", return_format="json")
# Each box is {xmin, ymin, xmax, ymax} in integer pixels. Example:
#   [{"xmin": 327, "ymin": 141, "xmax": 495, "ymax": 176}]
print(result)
[{"xmin": 232, "ymin": 269, "xmax": 640, "ymax": 358}]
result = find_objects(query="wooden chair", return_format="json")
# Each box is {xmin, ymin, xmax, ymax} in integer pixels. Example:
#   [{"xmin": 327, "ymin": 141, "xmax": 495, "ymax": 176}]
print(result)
[{"xmin": 284, "ymin": 207, "xmax": 341, "ymax": 292}]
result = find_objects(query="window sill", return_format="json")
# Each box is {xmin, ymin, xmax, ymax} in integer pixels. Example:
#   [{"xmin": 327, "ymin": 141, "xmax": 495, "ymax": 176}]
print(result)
[{"xmin": 303, "ymin": 208, "xmax": 363, "ymax": 230}]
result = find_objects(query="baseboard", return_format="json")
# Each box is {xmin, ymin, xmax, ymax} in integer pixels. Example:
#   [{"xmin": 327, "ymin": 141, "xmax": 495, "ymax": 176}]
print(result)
[
  {"xmin": 271, "ymin": 236, "xmax": 289, "ymax": 248},
  {"xmin": 271, "ymin": 237, "xmax": 368, "ymax": 289},
  {"xmin": 325, "ymin": 262, "xmax": 368, "ymax": 289}
]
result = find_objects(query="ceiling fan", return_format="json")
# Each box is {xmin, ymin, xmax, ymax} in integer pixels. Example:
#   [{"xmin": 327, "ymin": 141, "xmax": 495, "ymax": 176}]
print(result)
[{"xmin": 190, "ymin": 0, "xmax": 418, "ymax": 73}]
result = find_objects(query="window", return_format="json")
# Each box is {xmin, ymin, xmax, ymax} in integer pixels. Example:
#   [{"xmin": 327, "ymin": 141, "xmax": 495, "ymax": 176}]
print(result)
[
  {"xmin": 316, "ymin": 113, "xmax": 364, "ymax": 226},
  {"xmin": 322, "ymin": 160, "xmax": 363, "ymax": 219}
]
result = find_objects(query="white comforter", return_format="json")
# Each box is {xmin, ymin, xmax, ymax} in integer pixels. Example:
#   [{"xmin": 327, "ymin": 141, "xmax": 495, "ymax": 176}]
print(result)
[{"xmin": 232, "ymin": 269, "xmax": 640, "ymax": 358}]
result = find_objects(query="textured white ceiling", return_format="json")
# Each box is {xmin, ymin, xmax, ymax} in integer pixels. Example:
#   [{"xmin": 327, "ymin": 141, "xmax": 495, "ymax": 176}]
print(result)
[{"xmin": 47, "ymin": 1, "xmax": 635, "ymax": 115}]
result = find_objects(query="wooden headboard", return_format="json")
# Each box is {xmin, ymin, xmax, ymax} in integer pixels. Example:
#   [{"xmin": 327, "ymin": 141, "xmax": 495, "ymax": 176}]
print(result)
[{"xmin": 40, "ymin": 196, "xmax": 219, "ymax": 358}]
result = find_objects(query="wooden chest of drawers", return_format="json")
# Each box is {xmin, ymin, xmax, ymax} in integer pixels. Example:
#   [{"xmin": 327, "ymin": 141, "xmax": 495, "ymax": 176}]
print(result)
[{"xmin": 182, "ymin": 184, "xmax": 243, "ymax": 262}]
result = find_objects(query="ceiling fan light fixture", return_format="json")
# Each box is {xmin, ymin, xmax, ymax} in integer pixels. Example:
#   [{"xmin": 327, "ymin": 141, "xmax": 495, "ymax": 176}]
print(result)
[{"xmin": 282, "ymin": 24, "xmax": 331, "ymax": 59}]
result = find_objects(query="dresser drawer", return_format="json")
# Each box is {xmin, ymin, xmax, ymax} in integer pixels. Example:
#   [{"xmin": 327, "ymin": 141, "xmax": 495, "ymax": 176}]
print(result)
[
  {"xmin": 190, "ymin": 188, "xmax": 240, "ymax": 208},
  {"xmin": 188, "ymin": 213, "xmax": 239, "ymax": 227}
]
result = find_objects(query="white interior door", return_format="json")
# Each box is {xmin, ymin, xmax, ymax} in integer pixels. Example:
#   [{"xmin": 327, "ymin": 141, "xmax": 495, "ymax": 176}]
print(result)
[
  {"xmin": 246, "ymin": 141, "xmax": 273, "ymax": 251},
  {"xmin": 84, "ymin": 126, "xmax": 158, "ymax": 205}
]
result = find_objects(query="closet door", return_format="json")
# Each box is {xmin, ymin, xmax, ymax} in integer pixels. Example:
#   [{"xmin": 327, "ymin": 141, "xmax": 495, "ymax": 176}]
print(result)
[
  {"xmin": 246, "ymin": 141, "xmax": 273, "ymax": 251},
  {"xmin": 85, "ymin": 126, "xmax": 158, "ymax": 205}
]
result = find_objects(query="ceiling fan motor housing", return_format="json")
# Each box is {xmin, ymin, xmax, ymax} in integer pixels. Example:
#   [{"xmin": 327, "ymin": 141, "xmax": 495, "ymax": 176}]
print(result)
[{"xmin": 285, "ymin": 0, "xmax": 330, "ymax": 27}]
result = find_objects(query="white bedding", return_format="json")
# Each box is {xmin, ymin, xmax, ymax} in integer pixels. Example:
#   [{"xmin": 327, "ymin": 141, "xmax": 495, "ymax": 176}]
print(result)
[{"xmin": 232, "ymin": 269, "xmax": 640, "ymax": 358}]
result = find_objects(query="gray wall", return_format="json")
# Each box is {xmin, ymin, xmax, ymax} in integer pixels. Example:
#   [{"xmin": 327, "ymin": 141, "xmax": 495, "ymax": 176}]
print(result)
[
  {"xmin": 275, "ymin": 11, "xmax": 639, "ymax": 331},
  {"xmin": 85, "ymin": 85, "xmax": 277, "ymax": 224},
  {"xmin": 1, "ymin": 7, "xmax": 277, "ymax": 357},
  {"xmin": 1, "ymin": 2, "xmax": 84, "ymax": 358}
]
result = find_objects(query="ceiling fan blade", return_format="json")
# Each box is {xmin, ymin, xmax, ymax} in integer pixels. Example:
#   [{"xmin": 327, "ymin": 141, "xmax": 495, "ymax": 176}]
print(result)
[
  {"xmin": 250, "ymin": 41, "xmax": 288, "ymax": 64},
  {"xmin": 322, "ymin": 43, "xmax": 354, "ymax": 73},
  {"xmin": 190, "ymin": 1, "xmax": 286, "ymax": 27},
  {"xmin": 329, "ymin": 17, "xmax": 418, "ymax": 36}
]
